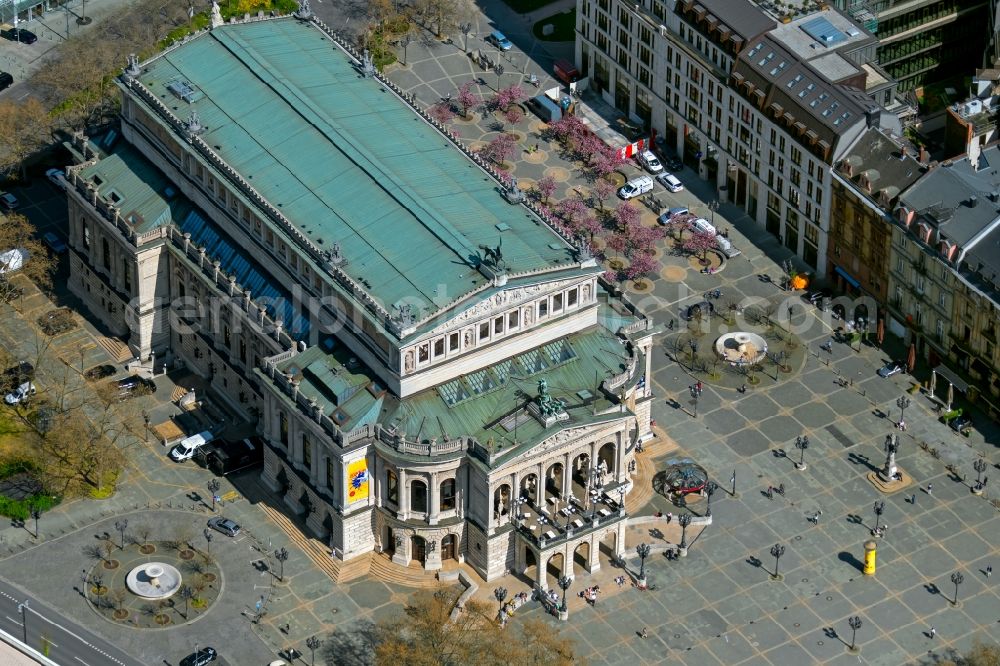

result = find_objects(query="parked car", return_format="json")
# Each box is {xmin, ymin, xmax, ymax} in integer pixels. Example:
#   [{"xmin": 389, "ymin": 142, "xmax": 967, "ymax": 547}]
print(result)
[
  {"xmin": 637, "ymin": 150, "xmax": 663, "ymax": 174},
  {"xmin": 169, "ymin": 430, "xmax": 214, "ymax": 462},
  {"xmin": 4, "ymin": 381, "xmax": 36, "ymax": 405},
  {"xmin": 45, "ymin": 168, "xmax": 66, "ymax": 191},
  {"xmin": 485, "ymin": 30, "xmax": 513, "ymax": 51},
  {"xmin": 207, "ymin": 516, "xmax": 241, "ymax": 537},
  {"xmin": 113, "ymin": 374, "xmax": 155, "ymax": 399},
  {"xmin": 617, "ymin": 175, "xmax": 654, "ymax": 199},
  {"xmin": 664, "ymin": 155, "xmax": 683, "ymax": 171},
  {"xmin": 0, "ymin": 72, "xmax": 12, "ymax": 92},
  {"xmin": 876, "ymin": 360, "xmax": 906, "ymax": 378},
  {"xmin": 656, "ymin": 206, "xmax": 689, "ymax": 225},
  {"xmin": 656, "ymin": 172, "xmax": 684, "ymax": 192},
  {"xmin": 179, "ymin": 647, "xmax": 217, "ymax": 666},
  {"xmin": 84, "ymin": 364, "xmax": 116, "ymax": 381},
  {"xmin": 42, "ymin": 232, "xmax": 67, "ymax": 254},
  {"xmin": 2, "ymin": 28, "xmax": 37, "ymax": 44},
  {"xmin": 0, "ymin": 191, "xmax": 19, "ymax": 210},
  {"xmin": 683, "ymin": 301, "xmax": 714, "ymax": 321}
]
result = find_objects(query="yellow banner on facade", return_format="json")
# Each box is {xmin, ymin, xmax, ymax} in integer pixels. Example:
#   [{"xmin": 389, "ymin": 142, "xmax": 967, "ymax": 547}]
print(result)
[{"xmin": 346, "ymin": 458, "xmax": 369, "ymax": 503}]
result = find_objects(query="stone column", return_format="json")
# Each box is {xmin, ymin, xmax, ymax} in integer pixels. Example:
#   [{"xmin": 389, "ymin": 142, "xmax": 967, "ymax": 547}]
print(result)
[
  {"xmin": 561, "ymin": 452, "xmax": 571, "ymax": 497},
  {"xmin": 391, "ymin": 531, "xmax": 409, "ymax": 566},
  {"xmin": 588, "ymin": 535, "xmax": 601, "ymax": 573},
  {"xmin": 429, "ymin": 472, "xmax": 440, "ymax": 525},
  {"xmin": 398, "ymin": 469, "xmax": 409, "ymax": 520},
  {"xmin": 614, "ymin": 435, "xmax": 624, "ymax": 483}
]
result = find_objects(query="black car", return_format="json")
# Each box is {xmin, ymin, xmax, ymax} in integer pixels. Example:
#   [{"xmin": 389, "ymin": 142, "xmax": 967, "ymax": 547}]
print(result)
[
  {"xmin": 3, "ymin": 28, "xmax": 37, "ymax": 44},
  {"xmin": 877, "ymin": 360, "xmax": 906, "ymax": 378},
  {"xmin": 113, "ymin": 375, "xmax": 156, "ymax": 399},
  {"xmin": 0, "ymin": 72, "xmax": 12, "ymax": 92},
  {"xmin": 664, "ymin": 155, "xmax": 683, "ymax": 171},
  {"xmin": 84, "ymin": 364, "xmax": 116, "ymax": 381},
  {"xmin": 179, "ymin": 647, "xmax": 217, "ymax": 666},
  {"xmin": 206, "ymin": 437, "xmax": 264, "ymax": 475},
  {"xmin": 683, "ymin": 301, "xmax": 714, "ymax": 321}
]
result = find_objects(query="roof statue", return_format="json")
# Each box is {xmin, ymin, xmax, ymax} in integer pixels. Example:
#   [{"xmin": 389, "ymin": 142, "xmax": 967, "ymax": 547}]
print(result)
[
  {"xmin": 324, "ymin": 242, "xmax": 345, "ymax": 267},
  {"xmin": 393, "ymin": 303, "xmax": 416, "ymax": 327},
  {"xmin": 480, "ymin": 237, "xmax": 506, "ymax": 271},
  {"xmin": 210, "ymin": 0, "xmax": 223, "ymax": 28},
  {"xmin": 124, "ymin": 54, "xmax": 141, "ymax": 81},
  {"xmin": 361, "ymin": 50, "xmax": 376, "ymax": 78},
  {"xmin": 537, "ymin": 378, "xmax": 559, "ymax": 417},
  {"xmin": 294, "ymin": 0, "xmax": 313, "ymax": 20},
  {"xmin": 185, "ymin": 110, "xmax": 205, "ymax": 138}
]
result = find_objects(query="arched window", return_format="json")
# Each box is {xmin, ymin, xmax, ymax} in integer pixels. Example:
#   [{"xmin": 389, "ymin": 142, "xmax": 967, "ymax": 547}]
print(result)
[
  {"xmin": 411, "ymin": 480, "xmax": 428, "ymax": 513},
  {"xmin": 440, "ymin": 478, "xmax": 456, "ymax": 511},
  {"xmin": 386, "ymin": 469, "xmax": 398, "ymax": 504}
]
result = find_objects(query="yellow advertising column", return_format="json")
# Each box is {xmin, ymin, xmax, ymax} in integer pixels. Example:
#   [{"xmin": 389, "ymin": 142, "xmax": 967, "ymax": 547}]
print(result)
[{"xmin": 863, "ymin": 540, "xmax": 877, "ymax": 575}]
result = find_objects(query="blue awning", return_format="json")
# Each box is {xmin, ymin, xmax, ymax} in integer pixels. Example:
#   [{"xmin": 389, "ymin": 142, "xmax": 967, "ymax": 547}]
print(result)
[{"xmin": 834, "ymin": 265, "xmax": 860, "ymax": 289}]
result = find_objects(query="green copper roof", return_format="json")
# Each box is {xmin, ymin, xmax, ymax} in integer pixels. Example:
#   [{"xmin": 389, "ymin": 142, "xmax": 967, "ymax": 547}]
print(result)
[
  {"xmin": 276, "ymin": 302, "xmax": 639, "ymax": 445},
  {"xmin": 137, "ymin": 18, "xmax": 576, "ymax": 316},
  {"xmin": 78, "ymin": 141, "xmax": 191, "ymax": 235}
]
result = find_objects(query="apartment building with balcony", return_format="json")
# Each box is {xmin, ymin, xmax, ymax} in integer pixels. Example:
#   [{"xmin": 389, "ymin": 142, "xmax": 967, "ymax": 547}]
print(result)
[
  {"xmin": 828, "ymin": 126, "xmax": 924, "ymax": 307},
  {"xmin": 63, "ymin": 16, "xmax": 655, "ymax": 583},
  {"xmin": 887, "ymin": 144, "xmax": 1000, "ymax": 414},
  {"xmin": 576, "ymin": 0, "xmax": 896, "ymax": 277},
  {"xmin": 832, "ymin": 0, "xmax": 991, "ymax": 93},
  {"xmin": 943, "ymin": 68, "xmax": 1000, "ymax": 159}
]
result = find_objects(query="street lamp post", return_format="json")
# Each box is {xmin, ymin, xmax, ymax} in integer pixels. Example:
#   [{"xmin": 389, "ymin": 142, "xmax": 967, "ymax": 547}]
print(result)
[
  {"xmin": 973, "ymin": 458, "xmax": 987, "ymax": 492},
  {"xmin": 495, "ymin": 64, "xmax": 505, "ymax": 89},
  {"xmin": 31, "ymin": 509, "xmax": 40, "ymax": 539},
  {"xmin": 847, "ymin": 616, "xmax": 862, "ymax": 652},
  {"xmin": 794, "ymin": 435, "xmax": 810, "ymax": 471},
  {"xmin": 114, "ymin": 519, "xmax": 128, "ymax": 549},
  {"xmin": 688, "ymin": 339, "xmax": 698, "ymax": 362},
  {"xmin": 770, "ymin": 543, "xmax": 785, "ymax": 580},
  {"xmin": 493, "ymin": 586, "xmax": 507, "ymax": 616},
  {"xmin": 896, "ymin": 396, "xmax": 911, "ymax": 424},
  {"xmin": 708, "ymin": 200, "xmax": 719, "ymax": 225},
  {"xmin": 704, "ymin": 481, "xmax": 718, "ymax": 517},
  {"xmin": 460, "ymin": 22, "xmax": 472, "ymax": 52},
  {"xmin": 730, "ymin": 469, "xmax": 738, "ymax": 498},
  {"xmin": 207, "ymin": 479, "xmax": 221, "ymax": 512},
  {"xmin": 872, "ymin": 500, "xmax": 885, "ymax": 536},
  {"xmin": 306, "ymin": 635, "xmax": 321, "ymax": 666},
  {"xmin": 689, "ymin": 383, "xmax": 703, "ymax": 417},
  {"xmin": 142, "ymin": 410, "xmax": 150, "ymax": 441},
  {"xmin": 950, "ymin": 571, "xmax": 964, "ymax": 605},
  {"xmin": 275, "ymin": 547, "xmax": 289, "ymax": 582},
  {"xmin": 678, "ymin": 513, "xmax": 691, "ymax": 555},
  {"xmin": 636, "ymin": 542, "xmax": 650, "ymax": 587},
  {"xmin": 203, "ymin": 528, "xmax": 213, "ymax": 554},
  {"xmin": 400, "ymin": 34, "xmax": 412, "ymax": 66},
  {"xmin": 17, "ymin": 599, "xmax": 28, "ymax": 645},
  {"xmin": 557, "ymin": 575, "xmax": 572, "ymax": 615}
]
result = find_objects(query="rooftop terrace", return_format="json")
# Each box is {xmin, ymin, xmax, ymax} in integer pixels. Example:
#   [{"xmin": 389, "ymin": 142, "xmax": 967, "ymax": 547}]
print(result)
[{"xmin": 134, "ymin": 19, "xmax": 576, "ymax": 319}]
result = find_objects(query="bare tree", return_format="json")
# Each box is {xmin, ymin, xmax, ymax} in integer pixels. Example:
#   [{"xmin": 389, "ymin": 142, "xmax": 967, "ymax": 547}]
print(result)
[{"xmin": 0, "ymin": 100, "xmax": 53, "ymax": 180}]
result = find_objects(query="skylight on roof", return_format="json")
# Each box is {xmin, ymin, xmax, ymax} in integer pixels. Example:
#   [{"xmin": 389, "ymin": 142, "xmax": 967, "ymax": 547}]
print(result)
[
  {"xmin": 787, "ymin": 74, "xmax": 803, "ymax": 88},
  {"xmin": 748, "ymin": 42, "xmax": 765, "ymax": 58},
  {"xmin": 810, "ymin": 92, "xmax": 829, "ymax": 108},
  {"xmin": 798, "ymin": 83, "xmax": 816, "ymax": 98},
  {"xmin": 801, "ymin": 16, "xmax": 848, "ymax": 46},
  {"xmin": 758, "ymin": 52, "xmax": 775, "ymax": 67},
  {"xmin": 769, "ymin": 61, "xmax": 787, "ymax": 76}
]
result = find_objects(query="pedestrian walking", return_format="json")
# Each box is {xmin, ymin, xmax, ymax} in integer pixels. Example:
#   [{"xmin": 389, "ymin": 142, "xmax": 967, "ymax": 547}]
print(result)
[
  {"xmin": 910, "ymin": 493, "xmax": 916, "ymax": 505},
  {"xmin": 927, "ymin": 483, "xmax": 933, "ymax": 494},
  {"xmin": 987, "ymin": 565, "xmax": 993, "ymax": 578},
  {"xmin": 641, "ymin": 627, "xmax": 648, "ymax": 639},
  {"xmin": 766, "ymin": 486, "xmax": 774, "ymax": 500},
  {"xmin": 929, "ymin": 626, "xmax": 936, "ymax": 638}
]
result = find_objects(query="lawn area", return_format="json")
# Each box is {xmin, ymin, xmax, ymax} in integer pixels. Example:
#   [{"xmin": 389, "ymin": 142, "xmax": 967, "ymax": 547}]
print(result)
[
  {"xmin": 532, "ymin": 8, "xmax": 577, "ymax": 41},
  {"xmin": 501, "ymin": 0, "xmax": 561, "ymax": 14}
]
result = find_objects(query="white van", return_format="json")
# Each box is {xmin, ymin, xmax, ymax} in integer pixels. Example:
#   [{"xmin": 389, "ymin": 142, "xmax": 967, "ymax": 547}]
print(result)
[
  {"xmin": 169, "ymin": 431, "xmax": 215, "ymax": 462},
  {"xmin": 637, "ymin": 150, "xmax": 663, "ymax": 174},
  {"xmin": 618, "ymin": 175, "xmax": 654, "ymax": 199},
  {"xmin": 689, "ymin": 217, "xmax": 717, "ymax": 236}
]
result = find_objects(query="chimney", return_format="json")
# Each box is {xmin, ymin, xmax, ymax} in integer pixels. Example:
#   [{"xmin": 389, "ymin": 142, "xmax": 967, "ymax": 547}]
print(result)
[{"xmin": 918, "ymin": 146, "xmax": 928, "ymax": 164}]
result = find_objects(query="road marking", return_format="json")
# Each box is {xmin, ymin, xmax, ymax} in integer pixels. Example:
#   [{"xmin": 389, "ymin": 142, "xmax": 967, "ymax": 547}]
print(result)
[
  {"xmin": 75, "ymin": 657, "xmax": 91, "ymax": 666},
  {"xmin": 5, "ymin": 615, "xmax": 22, "ymax": 627}
]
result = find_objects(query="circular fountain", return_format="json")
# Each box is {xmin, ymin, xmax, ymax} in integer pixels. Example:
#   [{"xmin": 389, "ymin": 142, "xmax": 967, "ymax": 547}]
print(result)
[
  {"xmin": 125, "ymin": 562, "xmax": 182, "ymax": 600},
  {"xmin": 714, "ymin": 331, "xmax": 768, "ymax": 365}
]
